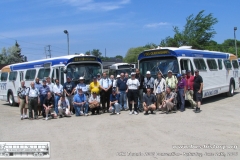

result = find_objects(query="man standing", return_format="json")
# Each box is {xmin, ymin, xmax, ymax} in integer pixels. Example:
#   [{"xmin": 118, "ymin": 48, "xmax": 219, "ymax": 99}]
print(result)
[
  {"xmin": 39, "ymin": 79, "xmax": 50, "ymax": 117},
  {"xmin": 63, "ymin": 77, "xmax": 75, "ymax": 115},
  {"xmin": 46, "ymin": 77, "xmax": 54, "ymax": 93},
  {"xmin": 17, "ymin": 81, "xmax": 28, "ymax": 120},
  {"xmin": 176, "ymin": 74, "xmax": 187, "ymax": 112},
  {"xmin": 135, "ymin": 68, "xmax": 144, "ymax": 112},
  {"xmin": 153, "ymin": 71, "xmax": 166, "ymax": 110},
  {"xmin": 193, "ymin": 69, "xmax": 203, "ymax": 113},
  {"xmin": 53, "ymin": 79, "xmax": 63, "ymax": 115},
  {"xmin": 43, "ymin": 91, "xmax": 57, "ymax": 120},
  {"xmin": 143, "ymin": 71, "xmax": 154, "ymax": 93},
  {"xmin": 58, "ymin": 95, "xmax": 71, "ymax": 118},
  {"xmin": 88, "ymin": 92, "xmax": 100, "ymax": 115},
  {"xmin": 125, "ymin": 73, "xmax": 129, "ymax": 79},
  {"xmin": 89, "ymin": 77, "xmax": 100, "ymax": 95},
  {"xmin": 35, "ymin": 78, "xmax": 42, "ymax": 116},
  {"xmin": 99, "ymin": 72, "xmax": 112, "ymax": 113},
  {"xmin": 160, "ymin": 86, "xmax": 175, "ymax": 114},
  {"xmin": 26, "ymin": 82, "xmax": 40, "ymax": 120},
  {"xmin": 126, "ymin": 72, "xmax": 140, "ymax": 115},
  {"xmin": 109, "ymin": 89, "xmax": 121, "ymax": 115},
  {"xmin": 73, "ymin": 88, "xmax": 89, "ymax": 116},
  {"xmin": 116, "ymin": 73, "xmax": 128, "ymax": 111},
  {"xmin": 143, "ymin": 88, "xmax": 156, "ymax": 115},
  {"xmin": 109, "ymin": 75, "xmax": 115, "ymax": 93},
  {"xmin": 166, "ymin": 70, "xmax": 178, "ymax": 92},
  {"xmin": 186, "ymin": 70, "xmax": 196, "ymax": 109},
  {"xmin": 76, "ymin": 77, "xmax": 88, "ymax": 95}
]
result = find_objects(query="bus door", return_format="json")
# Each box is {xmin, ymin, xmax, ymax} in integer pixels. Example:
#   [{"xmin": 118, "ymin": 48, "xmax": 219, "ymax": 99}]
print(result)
[
  {"xmin": 52, "ymin": 66, "xmax": 65, "ymax": 85},
  {"xmin": 180, "ymin": 59, "xmax": 194, "ymax": 75},
  {"xmin": 19, "ymin": 71, "xmax": 24, "ymax": 82}
]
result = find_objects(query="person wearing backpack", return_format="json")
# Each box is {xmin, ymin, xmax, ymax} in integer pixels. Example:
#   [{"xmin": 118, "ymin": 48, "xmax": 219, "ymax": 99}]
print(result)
[
  {"xmin": 165, "ymin": 70, "xmax": 178, "ymax": 92},
  {"xmin": 153, "ymin": 71, "xmax": 166, "ymax": 110},
  {"xmin": 143, "ymin": 71, "xmax": 155, "ymax": 93}
]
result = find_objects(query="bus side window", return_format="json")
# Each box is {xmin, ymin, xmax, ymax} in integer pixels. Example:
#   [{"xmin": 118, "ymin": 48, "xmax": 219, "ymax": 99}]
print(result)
[
  {"xmin": 232, "ymin": 60, "xmax": 239, "ymax": 69},
  {"xmin": 193, "ymin": 59, "xmax": 207, "ymax": 70},
  {"xmin": 25, "ymin": 69, "xmax": 36, "ymax": 81},
  {"xmin": 9, "ymin": 71, "xmax": 17, "ymax": 81},
  {"xmin": 0, "ymin": 72, "xmax": 8, "ymax": 81},
  {"xmin": 207, "ymin": 59, "xmax": 217, "ymax": 70},
  {"xmin": 218, "ymin": 59, "xmax": 223, "ymax": 70},
  {"xmin": 223, "ymin": 60, "xmax": 232, "ymax": 70}
]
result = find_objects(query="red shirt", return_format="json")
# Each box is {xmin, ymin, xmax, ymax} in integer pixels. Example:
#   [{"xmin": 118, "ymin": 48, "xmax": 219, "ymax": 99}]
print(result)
[{"xmin": 186, "ymin": 75, "xmax": 194, "ymax": 90}]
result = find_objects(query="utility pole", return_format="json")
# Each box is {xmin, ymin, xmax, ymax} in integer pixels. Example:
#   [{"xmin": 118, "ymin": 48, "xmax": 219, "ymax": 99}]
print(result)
[
  {"xmin": 45, "ymin": 45, "xmax": 51, "ymax": 58},
  {"xmin": 234, "ymin": 27, "xmax": 238, "ymax": 57},
  {"xmin": 105, "ymin": 48, "xmax": 106, "ymax": 58}
]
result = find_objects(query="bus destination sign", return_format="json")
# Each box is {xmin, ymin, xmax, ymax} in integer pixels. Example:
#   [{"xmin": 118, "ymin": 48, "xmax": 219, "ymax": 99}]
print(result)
[
  {"xmin": 144, "ymin": 50, "xmax": 169, "ymax": 56},
  {"xmin": 73, "ymin": 57, "xmax": 97, "ymax": 62}
]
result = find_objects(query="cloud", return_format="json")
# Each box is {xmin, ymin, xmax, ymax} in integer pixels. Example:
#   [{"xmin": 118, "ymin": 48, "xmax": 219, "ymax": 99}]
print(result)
[
  {"xmin": 144, "ymin": 22, "xmax": 170, "ymax": 28},
  {"xmin": 61, "ymin": 0, "xmax": 130, "ymax": 11}
]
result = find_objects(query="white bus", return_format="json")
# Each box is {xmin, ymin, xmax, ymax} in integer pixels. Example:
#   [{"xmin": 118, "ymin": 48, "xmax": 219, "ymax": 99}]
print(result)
[
  {"xmin": 109, "ymin": 63, "xmax": 136, "ymax": 78},
  {"xmin": 0, "ymin": 54, "xmax": 103, "ymax": 106},
  {"xmin": 138, "ymin": 46, "xmax": 239, "ymax": 98}
]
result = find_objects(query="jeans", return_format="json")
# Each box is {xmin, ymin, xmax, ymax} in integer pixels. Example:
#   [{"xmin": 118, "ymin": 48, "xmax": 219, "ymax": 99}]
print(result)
[
  {"xmin": 119, "ymin": 91, "xmax": 127, "ymax": 110},
  {"xmin": 74, "ymin": 103, "xmax": 89, "ymax": 116},
  {"xmin": 177, "ymin": 89, "xmax": 185, "ymax": 111},
  {"xmin": 54, "ymin": 95, "xmax": 60, "ymax": 114},
  {"xmin": 109, "ymin": 103, "xmax": 121, "ymax": 113},
  {"xmin": 40, "ymin": 95, "xmax": 47, "ymax": 117},
  {"xmin": 138, "ymin": 89, "xmax": 143, "ymax": 110}
]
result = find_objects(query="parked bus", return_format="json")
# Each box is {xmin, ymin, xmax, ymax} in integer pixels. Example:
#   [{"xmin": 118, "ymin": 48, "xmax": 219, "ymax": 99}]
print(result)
[
  {"xmin": 138, "ymin": 46, "xmax": 239, "ymax": 98},
  {"xmin": 0, "ymin": 54, "xmax": 103, "ymax": 106},
  {"xmin": 109, "ymin": 63, "xmax": 136, "ymax": 78}
]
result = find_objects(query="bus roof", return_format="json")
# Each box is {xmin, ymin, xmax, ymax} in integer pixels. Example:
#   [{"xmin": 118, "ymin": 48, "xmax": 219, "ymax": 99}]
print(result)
[
  {"xmin": 138, "ymin": 47, "xmax": 234, "ymax": 61},
  {"xmin": 1, "ymin": 65, "xmax": 11, "ymax": 72},
  {"xmin": 8, "ymin": 55, "xmax": 101, "ymax": 71}
]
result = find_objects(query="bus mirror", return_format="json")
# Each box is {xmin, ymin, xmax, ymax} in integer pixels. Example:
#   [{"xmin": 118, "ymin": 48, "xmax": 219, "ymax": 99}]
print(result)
[{"xmin": 63, "ymin": 69, "xmax": 67, "ymax": 73}]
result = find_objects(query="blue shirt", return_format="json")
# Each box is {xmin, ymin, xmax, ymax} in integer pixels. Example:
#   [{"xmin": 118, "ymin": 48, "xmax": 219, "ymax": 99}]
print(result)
[
  {"xmin": 110, "ymin": 94, "xmax": 119, "ymax": 102},
  {"xmin": 35, "ymin": 82, "xmax": 42, "ymax": 91},
  {"xmin": 39, "ymin": 85, "xmax": 50, "ymax": 96},
  {"xmin": 73, "ymin": 93, "xmax": 87, "ymax": 103},
  {"xmin": 117, "ymin": 78, "xmax": 128, "ymax": 91}
]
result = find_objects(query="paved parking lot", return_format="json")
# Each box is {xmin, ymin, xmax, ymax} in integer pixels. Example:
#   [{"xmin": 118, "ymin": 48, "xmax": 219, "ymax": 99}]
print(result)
[{"xmin": 0, "ymin": 91, "xmax": 240, "ymax": 160}]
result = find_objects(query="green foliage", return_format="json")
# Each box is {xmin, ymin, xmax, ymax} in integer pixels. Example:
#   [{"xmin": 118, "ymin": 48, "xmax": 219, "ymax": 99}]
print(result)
[
  {"xmin": 0, "ymin": 41, "xmax": 26, "ymax": 64},
  {"xmin": 91, "ymin": 49, "xmax": 102, "ymax": 57},
  {"xmin": 85, "ymin": 51, "xmax": 91, "ymax": 55},
  {"xmin": 160, "ymin": 10, "xmax": 218, "ymax": 49},
  {"xmin": 115, "ymin": 55, "xmax": 123, "ymax": 60},
  {"xmin": 124, "ymin": 46, "xmax": 151, "ymax": 63}
]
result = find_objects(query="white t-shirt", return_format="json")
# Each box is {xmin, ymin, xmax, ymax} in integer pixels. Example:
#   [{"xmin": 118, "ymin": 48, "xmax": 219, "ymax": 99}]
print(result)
[{"xmin": 126, "ymin": 78, "xmax": 140, "ymax": 90}]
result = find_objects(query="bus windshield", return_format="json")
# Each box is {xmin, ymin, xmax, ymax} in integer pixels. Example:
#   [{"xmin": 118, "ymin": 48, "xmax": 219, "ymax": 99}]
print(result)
[
  {"xmin": 139, "ymin": 58, "xmax": 179, "ymax": 78},
  {"xmin": 66, "ymin": 63, "xmax": 102, "ymax": 84}
]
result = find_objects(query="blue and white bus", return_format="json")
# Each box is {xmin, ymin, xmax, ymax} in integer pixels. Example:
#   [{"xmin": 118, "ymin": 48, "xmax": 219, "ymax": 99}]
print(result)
[
  {"xmin": 0, "ymin": 54, "xmax": 102, "ymax": 105},
  {"xmin": 138, "ymin": 46, "xmax": 239, "ymax": 98}
]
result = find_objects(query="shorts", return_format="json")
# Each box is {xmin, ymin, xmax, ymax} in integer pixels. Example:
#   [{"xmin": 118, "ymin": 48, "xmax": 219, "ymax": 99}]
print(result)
[
  {"xmin": 193, "ymin": 91, "xmax": 202, "ymax": 102},
  {"xmin": 128, "ymin": 90, "xmax": 138, "ymax": 102},
  {"xmin": 19, "ymin": 98, "xmax": 28, "ymax": 109},
  {"xmin": 50, "ymin": 108, "xmax": 57, "ymax": 115}
]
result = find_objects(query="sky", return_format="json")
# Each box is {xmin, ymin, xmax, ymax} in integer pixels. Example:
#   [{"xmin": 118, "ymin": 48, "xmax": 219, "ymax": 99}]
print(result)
[{"xmin": 0, "ymin": 0, "xmax": 239, "ymax": 61}]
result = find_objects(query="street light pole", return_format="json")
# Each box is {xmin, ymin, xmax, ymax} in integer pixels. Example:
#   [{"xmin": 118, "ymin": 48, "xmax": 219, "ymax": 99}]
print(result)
[
  {"xmin": 63, "ymin": 30, "xmax": 69, "ymax": 55},
  {"xmin": 234, "ymin": 27, "xmax": 237, "ymax": 57}
]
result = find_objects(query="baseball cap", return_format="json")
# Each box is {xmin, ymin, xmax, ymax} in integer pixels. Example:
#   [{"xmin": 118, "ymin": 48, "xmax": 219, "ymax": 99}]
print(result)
[
  {"xmin": 194, "ymin": 69, "xmax": 199, "ymax": 72},
  {"xmin": 79, "ymin": 77, "xmax": 84, "ymax": 80},
  {"xmin": 93, "ymin": 76, "xmax": 97, "ymax": 79},
  {"xmin": 92, "ymin": 91, "xmax": 97, "ymax": 94},
  {"xmin": 112, "ymin": 89, "xmax": 116, "ymax": 92},
  {"xmin": 168, "ymin": 70, "xmax": 172, "ymax": 73},
  {"xmin": 97, "ymin": 73, "xmax": 101, "ymax": 76},
  {"xmin": 131, "ymin": 72, "xmax": 136, "ymax": 75},
  {"xmin": 187, "ymin": 70, "xmax": 191, "ymax": 73},
  {"xmin": 42, "ymin": 79, "xmax": 46, "ymax": 82},
  {"xmin": 116, "ymin": 75, "xmax": 120, "ymax": 78},
  {"xmin": 77, "ymin": 87, "xmax": 82, "ymax": 90},
  {"xmin": 177, "ymin": 74, "xmax": 182, "ymax": 78},
  {"xmin": 146, "ymin": 71, "xmax": 151, "ymax": 74}
]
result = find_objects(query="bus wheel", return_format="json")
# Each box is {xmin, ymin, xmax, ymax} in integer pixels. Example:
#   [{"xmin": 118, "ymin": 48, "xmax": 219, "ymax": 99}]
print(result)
[
  {"xmin": 5, "ymin": 153, "xmax": 9, "ymax": 156},
  {"xmin": 8, "ymin": 93, "xmax": 16, "ymax": 106},
  {"xmin": 227, "ymin": 82, "xmax": 234, "ymax": 97},
  {"xmin": 39, "ymin": 153, "xmax": 43, "ymax": 156},
  {"xmin": 33, "ymin": 153, "xmax": 39, "ymax": 156}
]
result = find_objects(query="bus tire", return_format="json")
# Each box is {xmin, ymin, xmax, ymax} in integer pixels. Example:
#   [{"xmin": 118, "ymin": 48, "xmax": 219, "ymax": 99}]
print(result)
[
  {"xmin": 5, "ymin": 153, "xmax": 9, "ymax": 156},
  {"xmin": 8, "ymin": 92, "xmax": 16, "ymax": 106},
  {"xmin": 227, "ymin": 81, "xmax": 234, "ymax": 97}
]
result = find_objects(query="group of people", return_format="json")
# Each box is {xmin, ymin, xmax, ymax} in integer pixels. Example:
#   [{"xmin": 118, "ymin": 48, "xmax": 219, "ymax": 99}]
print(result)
[{"xmin": 17, "ymin": 68, "xmax": 203, "ymax": 120}]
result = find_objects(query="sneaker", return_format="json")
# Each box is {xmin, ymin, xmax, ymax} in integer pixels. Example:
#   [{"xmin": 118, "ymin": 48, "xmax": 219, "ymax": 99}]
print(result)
[
  {"xmin": 144, "ymin": 112, "xmax": 149, "ymax": 115},
  {"xmin": 71, "ymin": 111, "xmax": 74, "ymax": 115},
  {"xmin": 45, "ymin": 117, "xmax": 48, "ymax": 120},
  {"xmin": 59, "ymin": 115, "xmax": 63, "ymax": 118},
  {"xmin": 85, "ymin": 113, "xmax": 88, "ymax": 116},
  {"xmin": 134, "ymin": 111, "xmax": 138, "ymax": 115},
  {"xmin": 110, "ymin": 112, "xmax": 116, "ymax": 115},
  {"xmin": 116, "ymin": 113, "xmax": 120, "ymax": 115},
  {"xmin": 129, "ymin": 111, "xmax": 133, "ymax": 115},
  {"xmin": 80, "ymin": 112, "xmax": 84, "ymax": 116},
  {"xmin": 24, "ymin": 116, "xmax": 28, "ymax": 119}
]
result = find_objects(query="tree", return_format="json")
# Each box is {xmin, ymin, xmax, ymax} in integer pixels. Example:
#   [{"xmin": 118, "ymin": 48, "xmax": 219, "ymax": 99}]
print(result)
[
  {"xmin": 85, "ymin": 51, "xmax": 91, "ymax": 55},
  {"xmin": 160, "ymin": 10, "xmax": 218, "ymax": 49},
  {"xmin": 115, "ymin": 55, "xmax": 123, "ymax": 60},
  {"xmin": 0, "ymin": 41, "xmax": 26, "ymax": 64},
  {"xmin": 124, "ymin": 46, "xmax": 150, "ymax": 63},
  {"xmin": 91, "ymin": 49, "xmax": 102, "ymax": 57}
]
